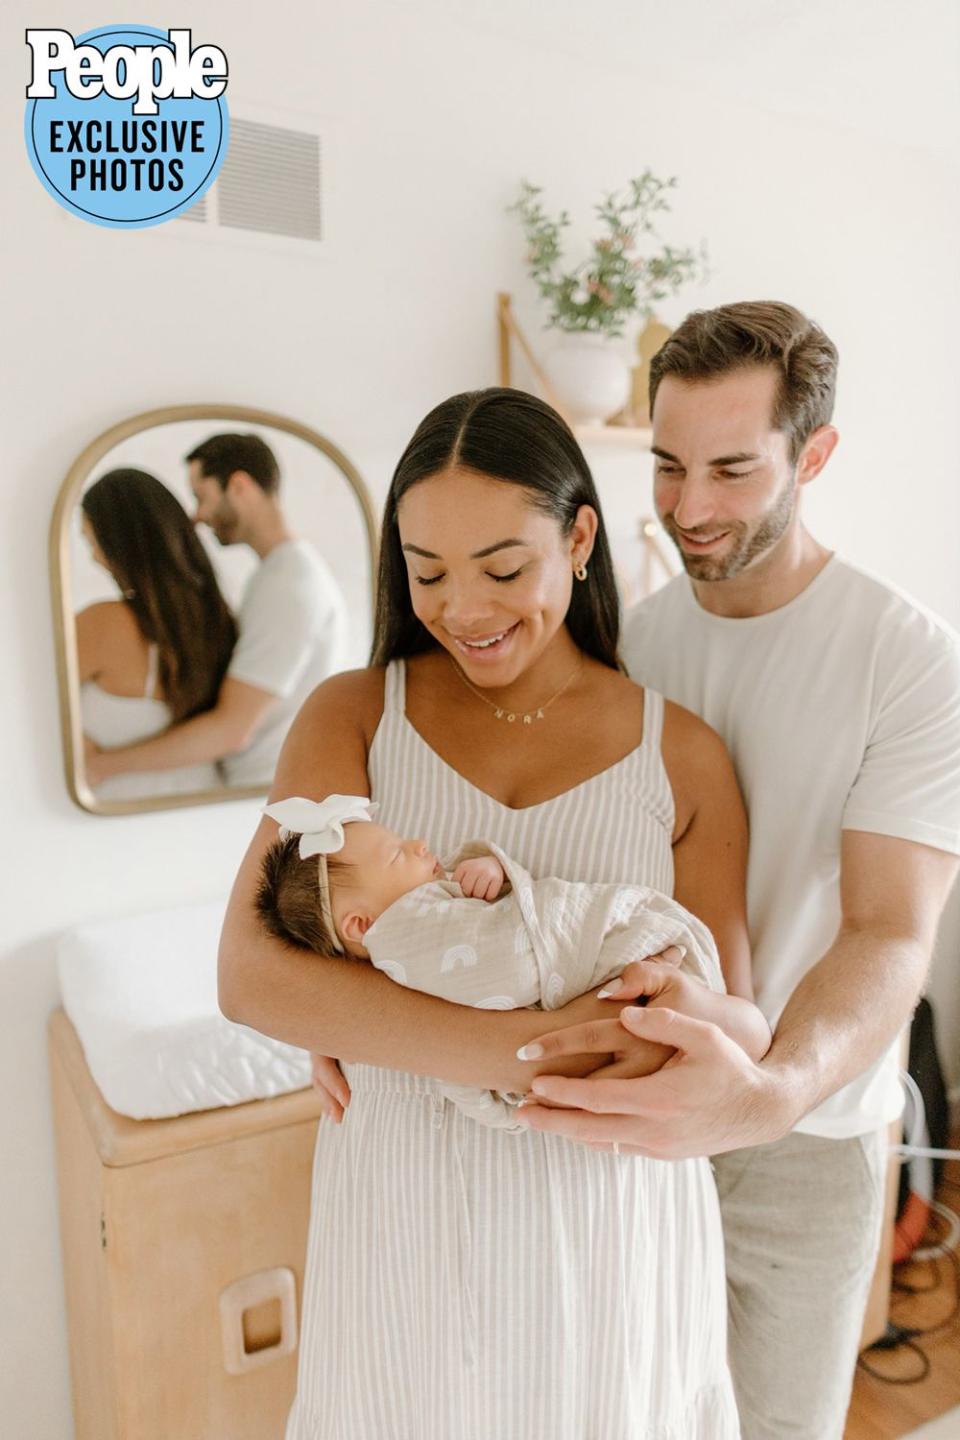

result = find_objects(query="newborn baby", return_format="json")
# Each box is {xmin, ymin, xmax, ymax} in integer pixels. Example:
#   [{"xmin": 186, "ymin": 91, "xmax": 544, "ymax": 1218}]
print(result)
[{"xmin": 257, "ymin": 794, "xmax": 769, "ymax": 1129}]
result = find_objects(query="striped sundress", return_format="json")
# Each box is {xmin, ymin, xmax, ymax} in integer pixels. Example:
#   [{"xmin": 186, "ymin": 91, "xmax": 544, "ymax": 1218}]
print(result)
[{"xmin": 286, "ymin": 660, "xmax": 739, "ymax": 1439}]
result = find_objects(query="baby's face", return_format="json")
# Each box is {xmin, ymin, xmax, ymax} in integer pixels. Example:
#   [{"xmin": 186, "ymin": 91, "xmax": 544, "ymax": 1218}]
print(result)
[{"xmin": 339, "ymin": 820, "xmax": 442, "ymax": 918}]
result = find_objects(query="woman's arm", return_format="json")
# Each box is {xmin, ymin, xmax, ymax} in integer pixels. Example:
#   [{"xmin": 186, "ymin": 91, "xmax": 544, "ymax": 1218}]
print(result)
[
  {"xmin": 663, "ymin": 701, "xmax": 753, "ymax": 998},
  {"xmin": 219, "ymin": 669, "xmax": 671, "ymax": 1093}
]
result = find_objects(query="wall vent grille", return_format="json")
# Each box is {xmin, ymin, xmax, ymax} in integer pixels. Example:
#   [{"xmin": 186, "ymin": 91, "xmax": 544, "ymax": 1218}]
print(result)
[
  {"xmin": 176, "ymin": 192, "xmax": 208, "ymax": 224},
  {"xmin": 177, "ymin": 116, "xmax": 322, "ymax": 245}
]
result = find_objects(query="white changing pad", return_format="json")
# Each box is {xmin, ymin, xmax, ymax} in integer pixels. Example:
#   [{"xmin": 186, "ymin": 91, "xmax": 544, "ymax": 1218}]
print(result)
[{"xmin": 57, "ymin": 899, "xmax": 312, "ymax": 1120}]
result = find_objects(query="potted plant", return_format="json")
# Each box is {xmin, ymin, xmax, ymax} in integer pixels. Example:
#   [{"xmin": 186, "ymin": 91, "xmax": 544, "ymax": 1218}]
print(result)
[{"xmin": 509, "ymin": 172, "xmax": 705, "ymax": 425}]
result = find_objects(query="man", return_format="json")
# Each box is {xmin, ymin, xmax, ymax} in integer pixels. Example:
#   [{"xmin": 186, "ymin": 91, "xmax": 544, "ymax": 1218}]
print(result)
[
  {"xmin": 86, "ymin": 432, "xmax": 350, "ymax": 790},
  {"xmin": 517, "ymin": 302, "xmax": 960, "ymax": 1438}
]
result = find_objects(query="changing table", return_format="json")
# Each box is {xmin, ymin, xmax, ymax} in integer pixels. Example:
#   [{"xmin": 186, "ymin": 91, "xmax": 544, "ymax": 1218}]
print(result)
[{"xmin": 49, "ymin": 1008, "xmax": 324, "ymax": 1440}]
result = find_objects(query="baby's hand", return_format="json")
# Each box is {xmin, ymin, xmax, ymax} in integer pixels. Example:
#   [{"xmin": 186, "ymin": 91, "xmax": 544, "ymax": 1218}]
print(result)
[{"xmin": 453, "ymin": 854, "xmax": 506, "ymax": 901}]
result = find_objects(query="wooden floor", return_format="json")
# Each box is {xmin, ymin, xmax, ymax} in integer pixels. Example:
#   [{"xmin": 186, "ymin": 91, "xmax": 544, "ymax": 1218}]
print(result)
[{"xmin": 846, "ymin": 1150, "xmax": 960, "ymax": 1440}]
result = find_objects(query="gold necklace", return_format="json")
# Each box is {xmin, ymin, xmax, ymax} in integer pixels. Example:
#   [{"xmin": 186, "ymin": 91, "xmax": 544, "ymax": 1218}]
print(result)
[{"xmin": 449, "ymin": 653, "xmax": 582, "ymax": 727}]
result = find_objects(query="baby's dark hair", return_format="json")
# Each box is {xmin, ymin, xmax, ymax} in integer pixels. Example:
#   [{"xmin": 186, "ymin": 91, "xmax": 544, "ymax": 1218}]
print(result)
[{"xmin": 256, "ymin": 834, "xmax": 351, "ymax": 955}]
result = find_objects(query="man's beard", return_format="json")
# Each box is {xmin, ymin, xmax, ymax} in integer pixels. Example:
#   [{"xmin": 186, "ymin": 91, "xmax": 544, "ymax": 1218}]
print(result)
[
  {"xmin": 211, "ymin": 501, "xmax": 241, "ymax": 546},
  {"xmin": 662, "ymin": 478, "xmax": 796, "ymax": 582}
]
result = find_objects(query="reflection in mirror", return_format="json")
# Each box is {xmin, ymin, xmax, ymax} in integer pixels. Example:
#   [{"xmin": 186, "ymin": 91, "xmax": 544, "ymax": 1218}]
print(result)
[{"xmin": 53, "ymin": 407, "xmax": 377, "ymax": 815}]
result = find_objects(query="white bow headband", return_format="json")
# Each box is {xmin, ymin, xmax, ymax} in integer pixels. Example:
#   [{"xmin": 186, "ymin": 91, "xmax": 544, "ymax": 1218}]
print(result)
[
  {"xmin": 263, "ymin": 794, "xmax": 379, "ymax": 857},
  {"xmin": 263, "ymin": 794, "xmax": 379, "ymax": 954}
]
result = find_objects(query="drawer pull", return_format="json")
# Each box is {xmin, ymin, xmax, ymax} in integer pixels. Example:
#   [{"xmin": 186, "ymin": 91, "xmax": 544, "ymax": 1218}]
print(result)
[{"xmin": 219, "ymin": 1267, "xmax": 298, "ymax": 1375}]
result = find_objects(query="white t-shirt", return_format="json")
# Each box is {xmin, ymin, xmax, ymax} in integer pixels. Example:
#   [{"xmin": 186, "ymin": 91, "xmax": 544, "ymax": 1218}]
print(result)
[
  {"xmin": 223, "ymin": 539, "xmax": 351, "ymax": 787},
  {"xmin": 622, "ymin": 556, "xmax": 960, "ymax": 1138}
]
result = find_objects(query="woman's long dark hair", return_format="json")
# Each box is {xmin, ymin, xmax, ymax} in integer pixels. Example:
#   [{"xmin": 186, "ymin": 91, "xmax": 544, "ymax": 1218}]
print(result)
[
  {"xmin": 371, "ymin": 388, "xmax": 621, "ymax": 669},
  {"xmin": 82, "ymin": 469, "xmax": 237, "ymax": 722}
]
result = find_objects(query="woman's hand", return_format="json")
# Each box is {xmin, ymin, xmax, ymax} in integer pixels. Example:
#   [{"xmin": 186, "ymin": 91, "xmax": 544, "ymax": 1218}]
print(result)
[
  {"xmin": 600, "ymin": 957, "xmax": 772, "ymax": 1064},
  {"xmin": 597, "ymin": 955, "xmax": 695, "ymax": 1008},
  {"xmin": 520, "ymin": 954, "xmax": 771, "ymax": 1083},
  {"xmin": 310, "ymin": 1054, "xmax": 351, "ymax": 1123}
]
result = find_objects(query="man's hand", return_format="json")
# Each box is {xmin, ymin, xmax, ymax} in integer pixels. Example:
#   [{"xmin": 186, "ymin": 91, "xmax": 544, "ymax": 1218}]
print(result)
[
  {"xmin": 83, "ymin": 734, "xmax": 107, "ymax": 788},
  {"xmin": 516, "ymin": 1005, "xmax": 786, "ymax": 1158},
  {"xmin": 453, "ymin": 854, "xmax": 506, "ymax": 901}
]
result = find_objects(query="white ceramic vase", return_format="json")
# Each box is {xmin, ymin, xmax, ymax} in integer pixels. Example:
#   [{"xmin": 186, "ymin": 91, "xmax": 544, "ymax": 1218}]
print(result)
[{"xmin": 544, "ymin": 333, "xmax": 631, "ymax": 427}]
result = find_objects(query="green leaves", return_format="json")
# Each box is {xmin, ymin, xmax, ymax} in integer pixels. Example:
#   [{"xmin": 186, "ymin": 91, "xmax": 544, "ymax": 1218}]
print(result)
[{"xmin": 508, "ymin": 171, "xmax": 705, "ymax": 337}]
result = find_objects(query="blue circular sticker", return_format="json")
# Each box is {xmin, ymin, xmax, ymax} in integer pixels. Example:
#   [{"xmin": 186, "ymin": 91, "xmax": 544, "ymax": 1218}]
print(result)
[{"xmin": 24, "ymin": 25, "xmax": 229, "ymax": 228}]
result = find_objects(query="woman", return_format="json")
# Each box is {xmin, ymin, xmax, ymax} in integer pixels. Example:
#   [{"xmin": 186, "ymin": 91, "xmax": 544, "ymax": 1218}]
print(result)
[
  {"xmin": 219, "ymin": 389, "xmax": 751, "ymax": 1437},
  {"xmin": 79, "ymin": 467, "xmax": 237, "ymax": 799}
]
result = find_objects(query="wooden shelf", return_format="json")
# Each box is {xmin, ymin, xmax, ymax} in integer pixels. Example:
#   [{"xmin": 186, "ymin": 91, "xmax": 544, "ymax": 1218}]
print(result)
[
  {"xmin": 574, "ymin": 423, "xmax": 652, "ymax": 449},
  {"xmin": 496, "ymin": 292, "xmax": 653, "ymax": 449}
]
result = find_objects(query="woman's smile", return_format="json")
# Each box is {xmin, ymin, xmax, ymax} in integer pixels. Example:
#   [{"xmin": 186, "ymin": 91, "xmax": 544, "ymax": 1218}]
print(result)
[{"xmin": 448, "ymin": 622, "xmax": 521, "ymax": 661}]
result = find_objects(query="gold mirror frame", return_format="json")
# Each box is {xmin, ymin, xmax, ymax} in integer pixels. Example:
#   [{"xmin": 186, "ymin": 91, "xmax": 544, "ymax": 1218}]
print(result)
[{"xmin": 51, "ymin": 403, "xmax": 379, "ymax": 817}]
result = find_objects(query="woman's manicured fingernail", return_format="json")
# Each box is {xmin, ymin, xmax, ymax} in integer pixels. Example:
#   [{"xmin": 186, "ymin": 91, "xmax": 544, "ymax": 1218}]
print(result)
[
  {"xmin": 598, "ymin": 979, "xmax": 624, "ymax": 998},
  {"xmin": 664, "ymin": 944, "xmax": 687, "ymax": 961},
  {"xmin": 516, "ymin": 1043, "xmax": 544, "ymax": 1060}
]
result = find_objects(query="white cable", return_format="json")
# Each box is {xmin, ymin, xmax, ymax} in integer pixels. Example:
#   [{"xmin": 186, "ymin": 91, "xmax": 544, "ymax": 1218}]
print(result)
[
  {"xmin": 893, "ymin": 1144, "xmax": 960, "ymax": 1161},
  {"xmin": 911, "ymin": 1199, "xmax": 960, "ymax": 1262},
  {"xmin": 900, "ymin": 1070, "xmax": 926, "ymax": 1149},
  {"xmin": 891, "ymin": 1070, "xmax": 960, "ymax": 1160},
  {"xmin": 891, "ymin": 1070, "xmax": 960, "ymax": 1260}
]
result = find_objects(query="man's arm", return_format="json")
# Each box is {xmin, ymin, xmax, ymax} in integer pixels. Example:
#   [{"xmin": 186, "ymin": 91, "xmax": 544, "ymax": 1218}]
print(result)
[
  {"xmin": 515, "ymin": 830, "xmax": 959, "ymax": 1157},
  {"xmin": 754, "ymin": 829, "xmax": 958, "ymax": 1123},
  {"xmin": 86, "ymin": 676, "xmax": 277, "ymax": 783}
]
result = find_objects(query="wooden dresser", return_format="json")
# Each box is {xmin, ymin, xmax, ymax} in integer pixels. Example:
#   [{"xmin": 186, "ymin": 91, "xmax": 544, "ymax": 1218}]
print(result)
[{"xmin": 48, "ymin": 1009, "xmax": 324, "ymax": 1440}]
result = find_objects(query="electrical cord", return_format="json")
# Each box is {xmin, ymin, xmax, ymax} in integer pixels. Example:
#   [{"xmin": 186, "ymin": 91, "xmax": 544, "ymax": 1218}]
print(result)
[
  {"xmin": 912, "ymin": 1201, "xmax": 960, "ymax": 1263},
  {"xmin": 894, "ymin": 1071, "xmax": 960, "ymax": 1164},
  {"xmin": 858, "ymin": 1327, "xmax": 931, "ymax": 1385},
  {"xmin": 856, "ymin": 1072, "xmax": 959, "ymax": 1387},
  {"xmin": 894, "ymin": 1266, "xmax": 941, "ymax": 1296},
  {"xmin": 858, "ymin": 1248, "xmax": 958, "ymax": 1386},
  {"xmin": 898, "ymin": 1244, "xmax": 960, "ymax": 1341},
  {"xmin": 892, "ymin": 1071, "xmax": 960, "ymax": 1260}
]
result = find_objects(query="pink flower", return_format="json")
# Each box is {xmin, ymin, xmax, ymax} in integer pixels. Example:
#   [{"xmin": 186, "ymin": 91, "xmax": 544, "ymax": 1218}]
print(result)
[{"xmin": 587, "ymin": 280, "xmax": 614, "ymax": 304}]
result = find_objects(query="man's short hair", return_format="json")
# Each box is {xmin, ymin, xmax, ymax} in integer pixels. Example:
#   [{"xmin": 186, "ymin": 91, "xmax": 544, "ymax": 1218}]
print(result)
[
  {"xmin": 186, "ymin": 432, "xmax": 281, "ymax": 494},
  {"xmin": 649, "ymin": 301, "xmax": 838, "ymax": 462}
]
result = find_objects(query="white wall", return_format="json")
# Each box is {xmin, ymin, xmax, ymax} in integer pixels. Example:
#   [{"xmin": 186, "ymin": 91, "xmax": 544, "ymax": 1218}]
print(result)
[{"xmin": 4, "ymin": 2, "xmax": 958, "ymax": 1433}]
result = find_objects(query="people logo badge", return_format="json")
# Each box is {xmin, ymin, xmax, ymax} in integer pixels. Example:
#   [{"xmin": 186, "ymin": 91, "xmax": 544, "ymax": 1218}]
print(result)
[{"xmin": 24, "ymin": 26, "xmax": 229, "ymax": 228}]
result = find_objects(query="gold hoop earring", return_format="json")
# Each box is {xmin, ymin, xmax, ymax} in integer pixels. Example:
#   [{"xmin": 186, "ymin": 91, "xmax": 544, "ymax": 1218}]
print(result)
[{"xmin": 574, "ymin": 562, "xmax": 588, "ymax": 582}]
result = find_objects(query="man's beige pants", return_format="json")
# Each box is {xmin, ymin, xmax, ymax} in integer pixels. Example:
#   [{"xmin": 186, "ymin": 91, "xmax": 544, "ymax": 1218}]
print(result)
[{"xmin": 713, "ymin": 1128, "xmax": 887, "ymax": 1440}]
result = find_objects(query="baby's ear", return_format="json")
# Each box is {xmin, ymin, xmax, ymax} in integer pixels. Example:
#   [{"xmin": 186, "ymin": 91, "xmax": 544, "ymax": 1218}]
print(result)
[{"xmin": 340, "ymin": 910, "xmax": 373, "ymax": 945}]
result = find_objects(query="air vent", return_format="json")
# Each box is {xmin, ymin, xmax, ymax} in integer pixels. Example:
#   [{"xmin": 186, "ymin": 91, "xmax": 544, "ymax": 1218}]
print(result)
[
  {"xmin": 176, "ymin": 113, "xmax": 323, "ymax": 247},
  {"xmin": 177, "ymin": 193, "xmax": 209, "ymax": 224},
  {"xmin": 219, "ymin": 119, "xmax": 321, "ymax": 241}
]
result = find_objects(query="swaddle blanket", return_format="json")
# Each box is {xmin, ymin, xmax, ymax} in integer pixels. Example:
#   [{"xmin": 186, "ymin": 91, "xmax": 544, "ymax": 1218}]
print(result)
[{"xmin": 364, "ymin": 842, "xmax": 724, "ymax": 1130}]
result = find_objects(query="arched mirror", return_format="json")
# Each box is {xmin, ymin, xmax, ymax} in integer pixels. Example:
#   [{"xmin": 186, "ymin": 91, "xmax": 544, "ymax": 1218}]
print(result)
[{"xmin": 51, "ymin": 405, "xmax": 378, "ymax": 815}]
